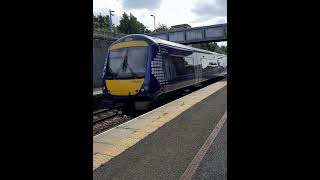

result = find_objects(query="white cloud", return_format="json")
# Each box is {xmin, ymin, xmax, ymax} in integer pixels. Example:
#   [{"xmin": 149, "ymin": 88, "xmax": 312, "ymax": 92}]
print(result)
[
  {"xmin": 93, "ymin": 0, "xmax": 121, "ymax": 11},
  {"xmin": 93, "ymin": 0, "xmax": 227, "ymax": 31},
  {"xmin": 190, "ymin": 16, "xmax": 227, "ymax": 27},
  {"xmin": 191, "ymin": 0, "xmax": 227, "ymax": 19},
  {"xmin": 120, "ymin": 0, "xmax": 162, "ymax": 11}
]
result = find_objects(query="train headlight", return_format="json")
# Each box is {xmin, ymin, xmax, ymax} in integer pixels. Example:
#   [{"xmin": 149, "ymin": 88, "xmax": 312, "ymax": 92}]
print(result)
[{"xmin": 140, "ymin": 88, "xmax": 145, "ymax": 92}]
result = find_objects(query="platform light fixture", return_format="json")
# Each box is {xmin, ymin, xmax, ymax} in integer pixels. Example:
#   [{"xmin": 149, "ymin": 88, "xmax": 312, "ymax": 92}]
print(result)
[{"xmin": 150, "ymin": 14, "xmax": 155, "ymax": 31}]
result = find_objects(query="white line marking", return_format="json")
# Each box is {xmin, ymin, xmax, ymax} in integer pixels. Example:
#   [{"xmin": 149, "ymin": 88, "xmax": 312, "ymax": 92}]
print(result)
[{"xmin": 179, "ymin": 111, "xmax": 227, "ymax": 180}]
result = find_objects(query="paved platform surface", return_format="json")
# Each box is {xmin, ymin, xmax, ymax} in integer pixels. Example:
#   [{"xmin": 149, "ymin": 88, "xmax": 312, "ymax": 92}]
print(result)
[
  {"xmin": 93, "ymin": 79, "xmax": 227, "ymax": 179},
  {"xmin": 192, "ymin": 121, "xmax": 227, "ymax": 180}
]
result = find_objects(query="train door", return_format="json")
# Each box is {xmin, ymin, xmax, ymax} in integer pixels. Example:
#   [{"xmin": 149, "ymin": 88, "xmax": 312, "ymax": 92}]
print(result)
[
  {"xmin": 216, "ymin": 59, "xmax": 222, "ymax": 75},
  {"xmin": 193, "ymin": 52, "xmax": 202, "ymax": 84},
  {"xmin": 200, "ymin": 57, "xmax": 210, "ymax": 81},
  {"xmin": 210, "ymin": 58, "xmax": 219, "ymax": 74},
  {"xmin": 162, "ymin": 53, "xmax": 171, "ymax": 92}
]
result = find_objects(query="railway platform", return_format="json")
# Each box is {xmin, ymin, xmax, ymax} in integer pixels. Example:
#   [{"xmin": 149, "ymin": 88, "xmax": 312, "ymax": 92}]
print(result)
[{"xmin": 93, "ymin": 78, "xmax": 227, "ymax": 180}]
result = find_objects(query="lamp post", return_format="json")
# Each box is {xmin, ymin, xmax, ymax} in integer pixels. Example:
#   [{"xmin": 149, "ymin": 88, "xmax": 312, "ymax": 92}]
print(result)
[
  {"xmin": 109, "ymin": 9, "xmax": 115, "ymax": 32},
  {"xmin": 150, "ymin": 14, "xmax": 155, "ymax": 31}
]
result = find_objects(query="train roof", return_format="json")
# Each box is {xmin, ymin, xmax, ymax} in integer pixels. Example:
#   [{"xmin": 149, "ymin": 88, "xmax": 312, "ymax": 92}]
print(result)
[{"xmin": 117, "ymin": 34, "xmax": 226, "ymax": 56}]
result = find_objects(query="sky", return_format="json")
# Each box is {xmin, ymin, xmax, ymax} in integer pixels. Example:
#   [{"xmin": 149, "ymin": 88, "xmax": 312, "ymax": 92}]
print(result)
[{"xmin": 93, "ymin": 0, "xmax": 227, "ymax": 46}]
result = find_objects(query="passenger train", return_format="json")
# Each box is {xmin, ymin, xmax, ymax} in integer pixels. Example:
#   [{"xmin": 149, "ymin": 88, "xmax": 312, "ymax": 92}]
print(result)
[{"xmin": 102, "ymin": 34, "xmax": 227, "ymax": 110}]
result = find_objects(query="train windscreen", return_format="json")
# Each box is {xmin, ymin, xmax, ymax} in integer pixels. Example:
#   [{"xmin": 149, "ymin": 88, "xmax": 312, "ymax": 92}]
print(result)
[{"xmin": 106, "ymin": 47, "xmax": 147, "ymax": 79}]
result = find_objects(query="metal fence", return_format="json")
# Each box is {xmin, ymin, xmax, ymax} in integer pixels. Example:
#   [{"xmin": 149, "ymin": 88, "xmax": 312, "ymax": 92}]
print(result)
[{"xmin": 93, "ymin": 29, "xmax": 126, "ymax": 40}]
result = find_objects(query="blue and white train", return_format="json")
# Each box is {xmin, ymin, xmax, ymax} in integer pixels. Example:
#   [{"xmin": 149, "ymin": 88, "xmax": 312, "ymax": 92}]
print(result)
[{"xmin": 102, "ymin": 34, "xmax": 227, "ymax": 110}]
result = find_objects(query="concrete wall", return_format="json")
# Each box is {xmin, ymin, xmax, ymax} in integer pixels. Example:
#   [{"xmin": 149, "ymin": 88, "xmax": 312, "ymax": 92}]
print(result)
[{"xmin": 93, "ymin": 39, "xmax": 114, "ymax": 88}]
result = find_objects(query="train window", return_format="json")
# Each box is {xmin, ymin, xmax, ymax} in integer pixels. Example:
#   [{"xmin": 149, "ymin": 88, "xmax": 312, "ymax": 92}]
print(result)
[
  {"xmin": 184, "ymin": 57, "xmax": 195, "ymax": 74},
  {"xmin": 108, "ymin": 48, "xmax": 127, "ymax": 75},
  {"xmin": 202, "ymin": 58, "xmax": 218, "ymax": 72},
  {"xmin": 162, "ymin": 53, "xmax": 175, "ymax": 80},
  {"xmin": 171, "ymin": 56, "xmax": 186, "ymax": 76},
  {"xmin": 201, "ymin": 58, "xmax": 209, "ymax": 69},
  {"xmin": 127, "ymin": 47, "xmax": 148, "ymax": 75},
  {"xmin": 162, "ymin": 54, "xmax": 195, "ymax": 80},
  {"xmin": 170, "ymin": 55, "xmax": 195, "ymax": 76},
  {"xmin": 107, "ymin": 47, "xmax": 147, "ymax": 78}
]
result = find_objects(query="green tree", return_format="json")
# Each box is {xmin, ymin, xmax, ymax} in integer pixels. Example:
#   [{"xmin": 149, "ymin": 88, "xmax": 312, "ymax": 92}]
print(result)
[
  {"xmin": 117, "ymin": 13, "xmax": 146, "ymax": 34},
  {"xmin": 144, "ymin": 28, "xmax": 151, "ymax": 33},
  {"xmin": 112, "ymin": 26, "xmax": 120, "ymax": 34},
  {"xmin": 191, "ymin": 42, "xmax": 227, "ymax": 54},
  {"xmin": 128, "ymin": 13, "xmax": 139, "ymax": 33},
  {"xmin": 118, "ymin": 13, "xmax": 130, "ymax": 33},
  {"xmin": 192, "ymin": 43, "xmax": 213, "ymax": 51},
  {"xmin": 153, "ymin": 23, "xmax": 169, "ymax": 33},
  {"xmin": 204, "ymin": 42, "xmax": 218, "ymax": 52},
  {"xmin": 220, "ymin": 45, "xmax": 227, "ymax": 54},
  {"xmin": 93, "ymin": 14, "xmax": 111, "ymax": 31}
]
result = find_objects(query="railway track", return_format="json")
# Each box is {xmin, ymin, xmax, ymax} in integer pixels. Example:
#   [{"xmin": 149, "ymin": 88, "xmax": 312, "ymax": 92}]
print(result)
[
  {"xmin": 93, "ymin": 108, "xmax": 120, "ymax": 124},
  {"xmin": 93, "ymin": 108, "xmax": 132, "ymax": 136},
  {"xmin": 93, "ymin": 77, "xmax": 226, "ymax": 136}
]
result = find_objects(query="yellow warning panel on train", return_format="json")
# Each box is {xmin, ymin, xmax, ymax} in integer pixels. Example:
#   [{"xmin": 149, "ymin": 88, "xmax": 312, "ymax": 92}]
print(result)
[{"xmin": 106, "ymin": 79, "xmax": 144, "ymax": 96}]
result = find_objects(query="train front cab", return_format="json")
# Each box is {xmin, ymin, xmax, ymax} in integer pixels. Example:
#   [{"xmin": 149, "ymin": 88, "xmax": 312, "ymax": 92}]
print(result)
[{"xmin": 102, "ymin": 36, "xmax": 161, "ymax": 110}]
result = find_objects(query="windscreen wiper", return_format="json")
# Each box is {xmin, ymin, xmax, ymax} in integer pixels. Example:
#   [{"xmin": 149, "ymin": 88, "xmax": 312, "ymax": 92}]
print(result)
[
  {"xmin": 107, "ymin": 66, "xmax": 119, "ymax": 79},
  {"xmin": 122, "ymin": 55, "xmax": 128, "ymax": 72},
  {"xmin": 126, "ymin": 64, "xmax": 139, "ymax": 79}
]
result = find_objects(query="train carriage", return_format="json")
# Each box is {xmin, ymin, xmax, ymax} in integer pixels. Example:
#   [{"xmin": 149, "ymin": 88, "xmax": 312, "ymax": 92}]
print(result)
[{"xmin": 102, "ymin": 34, "xmax": 227, "ymax": 110}]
